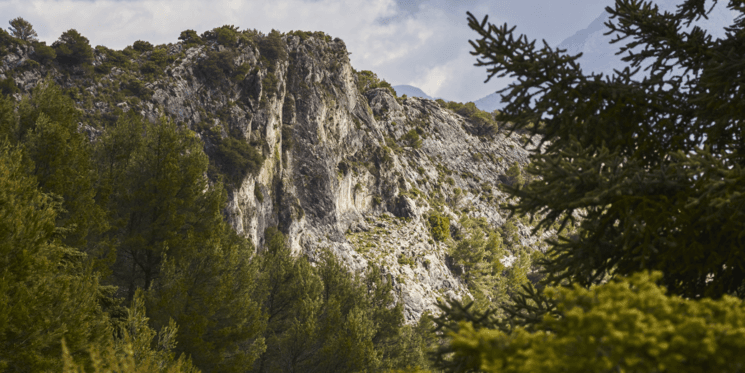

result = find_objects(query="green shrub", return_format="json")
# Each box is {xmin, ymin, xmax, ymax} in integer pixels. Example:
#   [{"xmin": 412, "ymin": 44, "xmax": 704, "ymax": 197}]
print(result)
[
  {"xmin": 281, "ymin": 125, "xmax": 294, "ymax": 151},
  {"xmin": 355, "ymin": 70, "xmax": 396, "ymax": 96},
  {"xmin": 139, "ymin": 61, "xmax": 158, "ymax": 75},
  {"xmin": 254, "ymin": 182, "xmax": 264, "ymax": 203},
  {"xmin": 0, "ymin": 77, "xmax": 20, "ymax": 96},
  {"xmin": 288, "ymin": 30, "xmax": 310, "ymax": 41},
  {"xmin": 94, "ymin": 46, "xmax": 131, "ymax": 74},
  {"xmin": 258, "ymin": 29, "xmax": 287, "ymax": 71},
  {"xmin": 211, "ymin": 135, "xmax": 264, "ymax": 187},
  {"xmin": 505, "ymin": 162, "xmax": 524, "ymax": 187},
  {"xmin": 428, "ymin": 213, "xmax": 450, "ymax": 242},
  {"xmin": 232, "ymin": 63, "xmax": 251, "ymax": 82},
  {"xmin": 149, "ymin": 48, "xmax": 169, "ymax": 65},
  {"xmin": 197, "ymin": 50, "xmax": 235, "ymax": 83},
  {"xmin": 261, "ymin": 72, "xmax": 279, "ymax": 98},
  {"xmin": 178, "ymin": 29, "xmax": 203, "ymax": 47},
  {"xmin": 401, "ymin": 129, "xmax": 422, "ymax": 149},
  {"xmin": 31, "ymin": 41, "xmax": 55, "ymax": 64},
  {"xmin": 215, "ymin": 25, "xmax": 240, "ymax": 47},
  {"xmin": 120, "ymin": 79, "xmax": 153, "ymax": 100},
  {"xmin": 443, "ymin": 101, "xmax": 498, "ymax": 136},
  {"xmin": 384, "ymin": 137, "xmax": 401, "ymax": 153},
  {"xmin": 132, "ymin": 40, "xmax": 154, "ymax": 52},
  {"xmin": 53, "ymin": 29, "xmax": 94, "ymax": 66},
  {"xmin": 376, "ymin": 146, "xmax": 394, "ymax": 168},
  {"xmin": 451, "ymin": 271, "xmax": 745, "ymax": 373}
]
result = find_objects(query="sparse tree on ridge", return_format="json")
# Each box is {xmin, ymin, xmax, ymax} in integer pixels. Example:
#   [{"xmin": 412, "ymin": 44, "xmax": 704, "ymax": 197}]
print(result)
[
  {"xmin": 53, "ymin": 29, "xmax": 94, "ymax": 65},
  {"xmin": 8, "ymin": 17, "xmax": 37, "ymax": 42}
]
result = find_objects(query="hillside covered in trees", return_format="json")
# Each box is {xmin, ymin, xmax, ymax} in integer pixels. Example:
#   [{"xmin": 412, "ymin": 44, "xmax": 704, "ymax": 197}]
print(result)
[{"xmin": 2, "ymin": 0, "xmax": 745, "ymax": 371}]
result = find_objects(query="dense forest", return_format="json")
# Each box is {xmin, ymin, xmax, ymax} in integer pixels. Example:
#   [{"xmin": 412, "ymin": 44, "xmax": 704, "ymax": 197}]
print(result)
[{"xmin": 2, "ymin": 0, "xmax": 745, "ymax": 371}]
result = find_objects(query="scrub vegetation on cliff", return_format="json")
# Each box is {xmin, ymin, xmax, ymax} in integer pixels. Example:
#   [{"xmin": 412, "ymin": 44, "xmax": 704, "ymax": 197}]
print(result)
[{"xmin": 0, "ymin": 81, "xmax": 435, "ymax": 372}]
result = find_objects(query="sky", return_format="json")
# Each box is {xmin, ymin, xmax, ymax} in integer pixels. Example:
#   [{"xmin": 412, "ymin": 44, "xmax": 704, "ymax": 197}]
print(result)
[{"xmin": 0, "ymin": 0, "xmax": 724, "ymax": 103}]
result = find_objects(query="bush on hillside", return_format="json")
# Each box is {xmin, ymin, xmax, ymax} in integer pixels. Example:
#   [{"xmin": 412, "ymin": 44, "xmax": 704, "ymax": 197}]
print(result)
[
  {"xmin": 31, "ymin": 41, "xmax": 56, "ymax": 64},
  {"xmin": 258, "ymin": 29, "xmax": 287, "ymax": 72},
  {"xmin": 441, "ymin": 101, "xmax": 498, "ymax": 136},
  {"xmin": 178, "ymin": 29, "xmax": 203, "ymax": 48},
  {"xmin": 401, "ymin": 129, "xmax": 422, "ymax": 149},
  {"xmin": 428, "ymin": 213, "xmax": 450, "ymax": 242},
  {"xmin": 132, "ymin": 40, "xmax": 154, "ymax": 53},
  {"xmin": 356, "ymin": 70, "xmax": 396, "ymax": 96},
  {"xmin": 53, "ymin": 29, "xmax": 94, "ymax": 66}
]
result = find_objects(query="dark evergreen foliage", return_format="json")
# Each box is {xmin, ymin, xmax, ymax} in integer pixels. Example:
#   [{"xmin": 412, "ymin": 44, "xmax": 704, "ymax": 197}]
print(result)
[
  {"xmin": 52, "ymin": 29, "xmax": 94, "ymax": 66},
  {"xmin": 0, "ymin": 77, "xmax": 19, "ymax": 96},
  {"xmin": 178, "ymin": 29, "xmax": 203, "ymax": 47},
  {"xmin": 433, "ymin": 0, "xmax": 745, "ymax": 370},
  {"xmin": 30, "ymin": 41, "xmax": 56, "ymax": 64},
  {"xmin": 132, "ymin": 40, "xmax": 154, "ymax": 52},
  {"xmin": 197, "ymin": 49, "xmax": 236, "ymax": 83},
  {"xmin": 467, "ymin": 0, "xmax": 745, "ymax": 299},
  {"xmin": 257, "ymin": 29, "xmax": 287, "ymax": 69}
]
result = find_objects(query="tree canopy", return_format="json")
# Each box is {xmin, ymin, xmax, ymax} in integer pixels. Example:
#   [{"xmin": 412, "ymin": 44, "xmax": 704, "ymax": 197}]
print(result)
[
  {"xmin": 468, "ymin": 0, "xmax": 745, "ymax": 299},
  {"xmin": 0, "ymin": 78, "xmax": 431, "ymax": 372},
  {"xmin": 434, "ymin": 0, "xmax": 745, "ymax": 370},
  {"xmin": 8, "ymin": 17, "xmax": 37, "ymax": 42},
  {"xmin": 53, "ymin": 29, "xmax": 94, "ymax": 66},
  {"xmin": 450, "ymin": 271, "xmax": 745, "ymax": 373}
]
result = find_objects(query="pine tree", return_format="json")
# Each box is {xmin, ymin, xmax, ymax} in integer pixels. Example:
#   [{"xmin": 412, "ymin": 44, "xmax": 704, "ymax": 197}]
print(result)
[
  {"xmin": 434, "ymin": 0, "xmax": 745, "ymax": 370},
  {"xmin": 7, "ymin": 17, "xmax": 37, "ymax": 42},
  {"xmin": 252, "ymin": 227, "xmax": 324, "ymax": 373},
  {"xmin": 100, "ymin": 115, "xmax": 215, "ymax": 299},
  {"xmin": 251, "ymin": 229, "xmax": 427, "ymax": 372},
  {"xmin": 95, "ymin": 114, "xmax": 267, "ymax": 371},
  {"xmin": 0, "ymin": 81, "xmax": 106, "ymax": 252},
  {"xmin": 62, "ymin": 289, "xmax": 200, "ymax": 373},
  {"xmin": 147, "ymin": 222, "xmax": 266, "ymax": 372},
  {"xmin": 53, "ymin": 29, "xmax": 94, "ymax": 66},
  {"xmin": 0, "ymin": 144, "xmax": 109, "ymax": 371},
  {"xmin": 466, "ymin": 0, "xmax": 745, "ymax": 300}
]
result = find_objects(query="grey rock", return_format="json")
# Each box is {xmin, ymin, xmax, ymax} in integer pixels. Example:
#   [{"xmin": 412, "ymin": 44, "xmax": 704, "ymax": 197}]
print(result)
[{"xmin": 0, "ymin": 32, "xmax": 546, "ymax": 323}]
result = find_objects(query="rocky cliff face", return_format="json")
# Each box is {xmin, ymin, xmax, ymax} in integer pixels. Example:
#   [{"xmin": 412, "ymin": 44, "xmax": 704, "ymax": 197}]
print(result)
[{"xmin": 0, "ymin": 31, "xmax": 543, "ymax": 322}]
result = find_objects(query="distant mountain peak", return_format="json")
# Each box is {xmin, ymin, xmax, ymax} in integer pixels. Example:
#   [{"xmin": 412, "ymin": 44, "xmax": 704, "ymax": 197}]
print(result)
[{"xmin": 392, "ymin": 85, "xmax": 433, "ymax": 100}]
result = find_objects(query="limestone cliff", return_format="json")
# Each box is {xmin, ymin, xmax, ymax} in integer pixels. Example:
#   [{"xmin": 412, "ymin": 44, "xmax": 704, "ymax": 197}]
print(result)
[{"xmin": 0, "ymin": 30, "xmax": 545, "ymax": 322}]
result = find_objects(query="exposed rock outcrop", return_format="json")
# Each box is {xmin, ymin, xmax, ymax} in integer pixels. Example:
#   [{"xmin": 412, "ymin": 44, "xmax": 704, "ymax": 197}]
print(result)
[{"xmin": 1, "ymin": 31, "xmax": 544, "ymax": 322}]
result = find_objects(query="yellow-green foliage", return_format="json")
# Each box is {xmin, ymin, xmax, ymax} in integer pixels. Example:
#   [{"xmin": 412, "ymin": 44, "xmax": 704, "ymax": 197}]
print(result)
[
  {"xmin": 401, "ymin": 129, "xmax": 422, "ymax": 149},
  {"xmin": 428, "ymin": 213, "xmax": 450, "ymax": 242},
  {"xmin": 450, "ymin": 271, "xmax": 745, "ymax": 373},
  {"xmin": 504, "ymin": 161, "xmax": 524, "ymax": 187},
  {"xmin": 0, "ymin": 145, "xmax": 109, "ymax": 372},
  {"xmin": 62, "ymin": 290, "xmax": 200, "ymax": 373},
  {"xmin": 438, "ymin": 101, "xmax": 497, "ymax": 136}
]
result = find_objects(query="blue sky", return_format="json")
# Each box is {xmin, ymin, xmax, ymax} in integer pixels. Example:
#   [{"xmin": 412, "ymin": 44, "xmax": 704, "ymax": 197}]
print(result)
[{"xmin": 0, "ymin": 0, "xmax": 728, "ymax": 102}]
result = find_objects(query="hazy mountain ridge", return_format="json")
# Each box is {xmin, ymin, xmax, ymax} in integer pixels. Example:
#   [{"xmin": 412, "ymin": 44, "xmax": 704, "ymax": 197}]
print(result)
[{"xmin": 392, "ymin": 84, "xmax": 433, "ymax": 100}]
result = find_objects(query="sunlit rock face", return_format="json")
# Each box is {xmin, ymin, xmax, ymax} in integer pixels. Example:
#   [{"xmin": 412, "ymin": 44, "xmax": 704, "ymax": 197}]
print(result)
[{"xmin": 1, "ymin": 32, "xmax": 544, "ymax": 322}]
